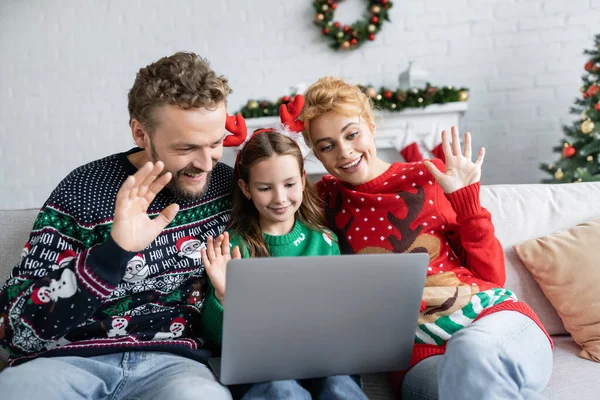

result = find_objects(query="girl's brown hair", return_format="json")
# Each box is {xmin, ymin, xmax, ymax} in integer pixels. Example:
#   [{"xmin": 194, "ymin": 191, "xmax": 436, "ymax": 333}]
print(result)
[
  {"xmin": 300, "ymin": 76, "xmax": 375, "ymax": 147},
  {"xmin": 228, "ymin": 130, "xmax": 327, "ymax": 257}
]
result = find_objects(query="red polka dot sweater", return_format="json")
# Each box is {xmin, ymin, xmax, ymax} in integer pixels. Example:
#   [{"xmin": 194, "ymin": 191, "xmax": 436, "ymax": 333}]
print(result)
[{"xmin": 316, "ymin": 159, "xmax": 552, "ymax": 386}]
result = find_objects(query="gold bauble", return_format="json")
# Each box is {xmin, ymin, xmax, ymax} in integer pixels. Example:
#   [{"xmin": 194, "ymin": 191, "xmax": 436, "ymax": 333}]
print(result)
[
  {"xmin": 587, "ymin": 155, "xmax": 594, "ymax": 162},
  {"xmin": 371, "ymin": 5, "xmax": 381, "ymax": 13},
  {"xmin": 581, "ymin": 119, "xmax": 595, "ymax": 134},
  {"xmin": 247, "ymin": 100, "xmax": 259, "ymax": 109},
  {"xmin": 263, "ymin": 108, "xmax": 269, "ymax": 114},
  {"xmin": 366, "ymin": 87, "xmax": 378, "ymax": 98},
  {"xmin": 391, "ymin": 103, "xmax": 397, "ymax": 109},
  {"xmin": 368, "ymin": 24, "xmax": 376, "ymax": 33},
  {"xmin": 342, "ymin": 41, "xmax": 350, "ymax": 49},
  {"xmin": 459, "ymin": 90, "xmax": 469, "ymax": 102},
  {"xmin": 396, "ymin": 90, "xmax": 407, "ymax": 102},
  {"xmin": 337, "ymin": 32, "xmax": 344, "ymax": 38},
  {"xmin": 321, "ymin": 4, "xmax": 329, "ymax": 11},
  {"xmin": 315, "ymin": 13, "xmax": 324, "ymax": 21},
  {"xmin": 554, "ymin": 168, "xmax": 564, "ymax": 180},
  {"xmin": 418, "ymin": 97, "xmax": 424, "ymax": 103}
]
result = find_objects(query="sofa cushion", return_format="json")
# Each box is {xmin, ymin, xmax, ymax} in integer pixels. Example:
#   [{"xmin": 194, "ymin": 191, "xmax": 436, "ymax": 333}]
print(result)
[
  {"xmin": 543, "ymin": 336, "xmax": 600, "ymax": 399},
  {"xmin": 480, "ymin": 182, "xmax": 600, "ymax": 335},
  {"xmin": 514, "ymin": 217, "xmax": 600, "ymax": 362}
]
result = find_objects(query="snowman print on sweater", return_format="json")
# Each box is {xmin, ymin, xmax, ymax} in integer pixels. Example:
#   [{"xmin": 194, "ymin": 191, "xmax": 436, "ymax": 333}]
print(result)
[
  {"xmin": 151, "ymin": 316, "xmax": 187, "ymax": 340},
  {"xmin": 106, "ymin": 316, "xmax": 131, "ymax": 337},
  {"xmin": 30, "ymin": 268, "xmax": 78, "ymax": 312}
]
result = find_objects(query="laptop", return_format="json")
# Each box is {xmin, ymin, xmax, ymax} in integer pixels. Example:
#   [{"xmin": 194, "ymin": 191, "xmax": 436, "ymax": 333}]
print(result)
[{"xmin": 209, "ymin": 252, "xmax": 428, "ymax": 385}]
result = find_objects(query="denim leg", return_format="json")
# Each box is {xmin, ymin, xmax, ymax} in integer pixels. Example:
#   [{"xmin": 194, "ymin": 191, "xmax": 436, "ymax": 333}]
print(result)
[
  {"xmin": 240, "ymin": 380, "xmax": 312, "ymax": 400},
  {"xmin": 401, "ymin": 355, "xmax": 442, "ymax": 400},
  {"xmin": 0, "ymin": 353, "xmax": 125, "ymax": 399},
  {"xmin": 122, "ymin": 352, "xmax": 231, "ymax": 400},
  {"xmin": 438, "ymin": 311, "xmax": 552, "ymax": 400},
  {"xmin": 302, "ymin": 375, "xmax": 368, "ymax": 400}
]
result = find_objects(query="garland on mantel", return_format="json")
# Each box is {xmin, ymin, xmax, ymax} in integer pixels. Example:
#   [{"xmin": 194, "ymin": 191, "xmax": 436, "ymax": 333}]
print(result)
[{"xmin": 236, "ymin": 84, "xmax": 469, "ymax": 119}]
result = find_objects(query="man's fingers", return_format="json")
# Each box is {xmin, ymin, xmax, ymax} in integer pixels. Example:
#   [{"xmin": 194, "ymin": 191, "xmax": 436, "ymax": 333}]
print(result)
[
  {"xmin": 146, "ymin": 172, "xmax": 172, "ymax": 204},
  {"xmin": 221, "ymin": 232, "xmax": 231, "ymax": 255},
  {"xmin": 206, "ymin": 236, "xmax": 216, "ymax": 260},
  {"xmin": 153, "ymin": 203, "xmax": 180, "ymax": 231},
  {"xmin": 138, "ymin": 162, "xmax": 165, "ymax": 198},
  {"xmin": 116, "ymin": 175, "xmax": 135, "ymax": 212}
]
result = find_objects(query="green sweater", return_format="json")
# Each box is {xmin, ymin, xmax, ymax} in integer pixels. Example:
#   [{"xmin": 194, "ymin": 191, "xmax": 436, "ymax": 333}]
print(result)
[{"xmin": 200, "ymin": 220, "xmax": 340, "ymax": 344}]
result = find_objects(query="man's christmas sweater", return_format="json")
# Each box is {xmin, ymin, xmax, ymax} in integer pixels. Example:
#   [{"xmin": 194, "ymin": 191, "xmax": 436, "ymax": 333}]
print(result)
[
  {"xmin": 316, "ymin": 160, "xmax": 552, "ymax": 372},
  {"xmin": 0, "ymin": 148, "xmax": 232, "ymax": 366},
  {"xmin": 201, "ymin": 220, "xmax": 340, "ymax": 344}
]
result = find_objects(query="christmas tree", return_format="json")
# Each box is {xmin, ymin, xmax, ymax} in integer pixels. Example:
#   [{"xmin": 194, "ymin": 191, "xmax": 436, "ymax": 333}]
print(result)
[{"xmin": 541, "ymin": 34, "xmax": 600, "ymax": 183}]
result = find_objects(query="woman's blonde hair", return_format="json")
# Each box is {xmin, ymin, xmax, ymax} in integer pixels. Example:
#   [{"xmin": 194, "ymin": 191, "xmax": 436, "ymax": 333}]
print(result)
[{"xmin": 300, "ymin": 77, "xmax": 375, "ymax": 147}]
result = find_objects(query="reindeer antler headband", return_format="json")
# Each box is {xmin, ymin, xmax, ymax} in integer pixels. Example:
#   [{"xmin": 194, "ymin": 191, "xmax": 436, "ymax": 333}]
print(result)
[{"xmin": 224, "ymin": 95, "xmax": 308, "ymax": 157}]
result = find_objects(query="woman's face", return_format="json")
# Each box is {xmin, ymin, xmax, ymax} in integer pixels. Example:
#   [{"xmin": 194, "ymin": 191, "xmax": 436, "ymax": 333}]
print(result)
[{"xmin": 308, "ymin": 111, "xmax": 379, "ymax": 186}]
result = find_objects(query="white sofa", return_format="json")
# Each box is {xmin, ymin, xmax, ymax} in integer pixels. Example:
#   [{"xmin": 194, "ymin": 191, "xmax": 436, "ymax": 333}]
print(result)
[{"xmin": 1, "ymin": 182, "xmax": 600, "ymax": 399}]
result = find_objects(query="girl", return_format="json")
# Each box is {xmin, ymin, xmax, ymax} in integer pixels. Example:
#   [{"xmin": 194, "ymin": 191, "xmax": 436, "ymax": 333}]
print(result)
[
  {"xmin": 299, "ymin": 77, "xmax": 553, "ymax": 400},
  {"xmin": 200, "ymin": 97, "xmax": 368, "ymax": 400}
]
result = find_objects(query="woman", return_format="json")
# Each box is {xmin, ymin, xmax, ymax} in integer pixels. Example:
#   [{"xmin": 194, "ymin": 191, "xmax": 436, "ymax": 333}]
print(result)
[{"xmin": 300, "ymin": 77, "xmax": 553, "ymax": 399}]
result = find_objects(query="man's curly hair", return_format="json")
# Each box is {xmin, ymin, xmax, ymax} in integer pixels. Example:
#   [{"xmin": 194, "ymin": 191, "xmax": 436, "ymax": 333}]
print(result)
[{"xmin": 128, "ymin": 52, "xmax": 232, "ymax": 133}]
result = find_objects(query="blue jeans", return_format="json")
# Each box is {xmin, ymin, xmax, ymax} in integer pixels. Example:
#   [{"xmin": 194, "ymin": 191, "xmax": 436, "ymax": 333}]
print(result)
[
  {"xmin": 236, "ymin": 375, "xmax": 367, "ymax": 400},
  {"xmin": 401, "ymin": 311, "xmax": 553, "ymax": 400},
  {"xmin": 0, "ymin": 351, "xmax": 231, "ymax": 399}
]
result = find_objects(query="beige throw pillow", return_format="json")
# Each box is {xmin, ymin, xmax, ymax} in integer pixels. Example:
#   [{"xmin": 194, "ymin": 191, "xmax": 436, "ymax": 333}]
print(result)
[{"xmin": 514, "ymin": 217, "xmax": 600, "ymax": 362}]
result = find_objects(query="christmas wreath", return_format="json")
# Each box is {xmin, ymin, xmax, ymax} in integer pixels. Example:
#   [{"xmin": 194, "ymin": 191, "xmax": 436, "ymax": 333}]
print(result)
[{"xmin": 313, "ymin": 0, "xmax": 393, "ymax": 50}]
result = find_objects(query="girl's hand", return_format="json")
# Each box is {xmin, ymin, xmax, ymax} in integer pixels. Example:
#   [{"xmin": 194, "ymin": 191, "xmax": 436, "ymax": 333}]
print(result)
[
  {"xmin": 201, "ymin": 232, "xmax": 241, "ymax": 305},
  {"xmin": 424, "ymin": 126, "xmax": 485, "ymax": 193}
]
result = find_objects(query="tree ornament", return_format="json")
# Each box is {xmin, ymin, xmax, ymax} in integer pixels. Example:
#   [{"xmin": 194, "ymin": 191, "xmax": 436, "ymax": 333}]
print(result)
[
  {"xmin": 383, "ymin": 90, "xmax": 393, "ymax": 99},
  {"xmin": 587, "ymin": 155, "xmax": 594, "ymax": 162},
  {"xmin": 554, "ymin": 168, "xmax": 564, "ymax": 180},
  {"xmin": 312, "ymin": 0, "xmax": 393, "ymax": 50},
  {"xmin": 595, "ymin": 102, "xmax": 600, "ymax": 111},
  {"xmin": 581, "ymin": 119, "xmax": 595, "ymax": 134},
  {"xmin": 247, "ymin": 100, "xmax": 259, "ymax": 109},
  {"xmin": 459, "ymin": 90, "xmax": 469, "ymax": 102},
  {"xmin": 585, "ymin": 61, "xmax": 594, "ymax": 71},
  {"xmin": 587, "ymin": 84, "xmax": 600, "ymax": 96},
  {"xmin": 562, "ymin": 145, "xmax": 576, "ymax": 158}
]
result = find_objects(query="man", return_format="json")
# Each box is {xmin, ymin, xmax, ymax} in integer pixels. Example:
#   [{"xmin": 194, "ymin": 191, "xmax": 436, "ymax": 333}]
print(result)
[{"xmin": 0, "ymin": 52, "xmax": 234, "ymax": 399}]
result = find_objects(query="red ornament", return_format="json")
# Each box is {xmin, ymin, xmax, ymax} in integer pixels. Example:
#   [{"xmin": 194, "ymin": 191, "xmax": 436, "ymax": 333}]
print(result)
[
  {"xmin": 562, "ymin": 146, "xmax": 576, "ymax": 158},
  {"xmin": 585, "ymin": 61, "xmax": 594, "ymax": 71},
  {"xmin": 587, "ymin": 84, "xmax": 600, "ymax": 96},
  {"xmin": 331, "ymin": 3, "xmax": 337, "ymax": 9},
  {"xmin": 368, "ymin": 34, "xmax": 376, "ymax": 41},
  {"xmin": 260, "ymin": 101, "xmax": 269, "ymax": 107},
  {"xmin": 327, "ymin": 0, "xmax": 333, "ymax": 4},
  {"xmin": 350, "ymin": 38, "xmax": 358, "ymax": 45},
  {"xmin": 334, "ymin": 21, "xmax": 341, "ymax": 28},
  {"xmin": 595, "ymin": 102, "xmax": 600, "ymax": 111},
  {"xmin": 343, "ymin": 25, "xmax": 350, "ymax": 32},
  {"xmin": 382, "ymin": 0, "xmax": 389, "ymax": 4},
  {"xmin": 583, "ymin": 92, "xmax": 589, "ymax": 99},
  {"xmin": 384, "ymin": 90, "xmax": 393, "ymax": 99},
  {"xmin": 282, "ymin": 96, "xmax": 290, "ymax": 103},
  {"xmin": 371, "ymin": 16, "xmax": 379, "ymax": 24},
  {"xmin": 322, "ymin": 28, "xmax": 329, "ymax": 35}
]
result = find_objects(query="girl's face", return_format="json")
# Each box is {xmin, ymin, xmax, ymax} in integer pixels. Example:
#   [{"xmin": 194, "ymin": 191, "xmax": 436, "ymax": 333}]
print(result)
[
  {"xmin": 239, "ymin": 154, "xmax": 306, "ymax": 235},
  {"xmin": 308, "ymin": 111, "xmax": 380, "ymax": 186}
]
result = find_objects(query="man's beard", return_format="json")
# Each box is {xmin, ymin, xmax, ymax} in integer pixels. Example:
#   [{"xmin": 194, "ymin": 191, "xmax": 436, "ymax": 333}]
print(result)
[{"xmin": 150, "ymin": 144, "xmax": 215, "ymax": 201}]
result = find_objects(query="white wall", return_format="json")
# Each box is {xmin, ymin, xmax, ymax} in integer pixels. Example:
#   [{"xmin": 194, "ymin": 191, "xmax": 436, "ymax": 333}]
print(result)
[{"xmin": 1, "ymin": 0, "xmax": 599, "ymax": 209}]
